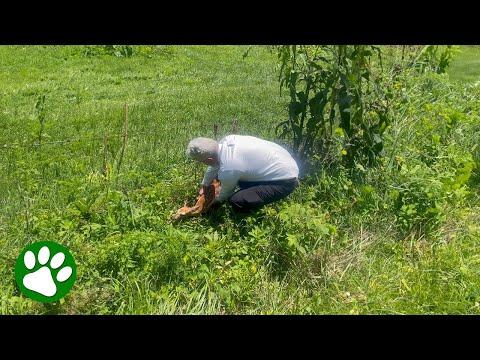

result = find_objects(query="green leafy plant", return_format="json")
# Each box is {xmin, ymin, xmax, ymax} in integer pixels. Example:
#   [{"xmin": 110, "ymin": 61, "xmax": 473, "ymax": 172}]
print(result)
[
  {"xmin": 82, "ymin": 45, "xmax": 135, "ymax": 58},
  {"xmin": 34, "ymin": 94, "xmax": 46, "ymax": 146},
  {"xmin": 276, "ymin": 45, "xmax": 392, "ymax": 168},
  {"xmin": 414, "ymin": 45, "xmax": 459, "ymax": 74},
  {"xmin": 258, "ymin": 201, "xmax": 337, "ymax": 273},
  {"xmin": 391, "ymin": 162, "xmax": 445, "ymax": 235},
  {"xmin": 103, "ymin": 45, "xmax": 134, "ymax": 58}
]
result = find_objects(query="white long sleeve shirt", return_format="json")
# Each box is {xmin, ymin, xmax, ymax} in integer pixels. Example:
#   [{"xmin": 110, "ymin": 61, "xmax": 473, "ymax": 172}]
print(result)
[{"xmin": 201, "ymin": 135, "xmax": 299, "ymax": 202}]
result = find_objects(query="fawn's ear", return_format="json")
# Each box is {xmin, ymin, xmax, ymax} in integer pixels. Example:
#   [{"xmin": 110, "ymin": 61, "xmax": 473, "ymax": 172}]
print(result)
[{"xmin": 183, "ymin": 200, "xmax": 188, "ymax": 207}]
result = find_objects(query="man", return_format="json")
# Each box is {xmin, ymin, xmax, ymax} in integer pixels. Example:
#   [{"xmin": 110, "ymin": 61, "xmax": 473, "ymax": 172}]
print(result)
[{"xmin": 186, "ymin": 135, "xmax": 299, "ymax": 212}]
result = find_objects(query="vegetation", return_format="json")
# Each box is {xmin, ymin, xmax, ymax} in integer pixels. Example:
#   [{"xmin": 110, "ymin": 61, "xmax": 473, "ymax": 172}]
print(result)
[
  {"xmin": 0, "ymin": 45, "xmax": 479, "ymax": 314},
  {"xmin": 276, "ymin": 45, "xmax": 390, "ymax": 168},
  {"xmin": 448, "ymin": 46, "xmax": 480, "ymax": 82}
]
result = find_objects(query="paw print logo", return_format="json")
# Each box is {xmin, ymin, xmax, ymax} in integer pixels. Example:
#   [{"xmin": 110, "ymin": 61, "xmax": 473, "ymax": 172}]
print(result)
[{"xmin": 15, "ymin": 241, "xmax": 77, "ymax": 303}]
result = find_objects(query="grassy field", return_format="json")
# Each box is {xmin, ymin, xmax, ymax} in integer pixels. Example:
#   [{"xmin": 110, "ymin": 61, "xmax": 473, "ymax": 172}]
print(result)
[
  {"xmin": 448, "ymin": 45, "xmax": 480, "ymax": 83},
  {"xmin": 1, "ymin": 45, "xmax": 479, "ymax": 314}
]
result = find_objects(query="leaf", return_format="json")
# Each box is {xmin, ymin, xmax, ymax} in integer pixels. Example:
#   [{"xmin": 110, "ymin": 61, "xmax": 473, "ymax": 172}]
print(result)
[
  {"xmin": 275, "ymin": 120, "xmax": 290, "ymax": 139},
  {"xmin": 289, "ymin": 101, "xmax": 304, "ymax": 118},
  {"xmin": 401, "ymin": 279, "xmax": 411, "ymax": 291},
  {"xmin": 242, "ymin": 45, "xmax": 253, "ymax": 59},
  {"xmin": 296, "ymin": 91, "xmax": 307, "ymax": 104},
  {"xmin": 355, "ymin": 163, "xmax": 365, "ymax": 172},
  {"xmin": 373, "ymin": 133, "xmax": 382, "ymax": 144},
  {"xmin": 292, "ymin": 122, "xmax": 302, "ymax": 135}
]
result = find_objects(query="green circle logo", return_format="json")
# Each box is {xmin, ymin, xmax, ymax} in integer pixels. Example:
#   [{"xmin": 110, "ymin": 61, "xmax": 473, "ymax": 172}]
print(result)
[{"xmin": 15, "ymin": 241, "xmax": 77, "ymax": 303}]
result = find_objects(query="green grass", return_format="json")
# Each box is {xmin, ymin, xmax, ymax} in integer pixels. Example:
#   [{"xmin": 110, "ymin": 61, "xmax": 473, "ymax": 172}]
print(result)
[
  {"xmin": 448, "ymin": 46, "xmax": 480, "ymax": 83},
  {"xmin": 1, "ymin": 45, "xmax": 480, "ymax": 314}
]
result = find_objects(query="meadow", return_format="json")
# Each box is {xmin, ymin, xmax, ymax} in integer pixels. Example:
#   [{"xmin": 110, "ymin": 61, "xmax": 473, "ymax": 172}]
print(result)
[{"xmin": 0, "ymin": 45, "xmax": 479, "ymax": 314}]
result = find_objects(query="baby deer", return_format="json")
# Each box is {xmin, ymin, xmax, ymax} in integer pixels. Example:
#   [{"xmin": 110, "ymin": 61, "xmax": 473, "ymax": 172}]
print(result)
[{"xmin": 172, "ymin": 179, "xmax": 221, "ymax": 221}]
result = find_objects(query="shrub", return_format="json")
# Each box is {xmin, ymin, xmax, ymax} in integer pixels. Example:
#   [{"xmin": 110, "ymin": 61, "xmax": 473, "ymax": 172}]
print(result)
[
  {"xmin": 391, "ymin": 162, "xmax": 445, "ymax": 235},
  {"xmin": 276, "ymin": 45, "xmax": 392, "ymax": 169}
]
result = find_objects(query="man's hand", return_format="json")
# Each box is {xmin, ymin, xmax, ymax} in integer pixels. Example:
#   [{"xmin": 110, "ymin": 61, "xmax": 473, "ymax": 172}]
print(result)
[
  {"xmin": 202, "ymin": 181, "xmax": 220, "ymax": 211},
  {"xmin": 174, "ymin": 180, "xmax": 221, "ymax": 221}
]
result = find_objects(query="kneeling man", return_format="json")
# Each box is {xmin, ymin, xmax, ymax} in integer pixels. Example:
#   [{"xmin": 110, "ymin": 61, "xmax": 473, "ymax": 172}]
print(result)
[{"xmin": 186, "ymin": 135, "xmax": 299, "ymax": 212}]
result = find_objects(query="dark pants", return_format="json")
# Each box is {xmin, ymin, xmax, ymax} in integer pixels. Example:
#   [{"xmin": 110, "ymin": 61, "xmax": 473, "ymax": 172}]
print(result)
[{"xmin": 228, "ymin": 178, "xmax": 299, "ymax": 212}]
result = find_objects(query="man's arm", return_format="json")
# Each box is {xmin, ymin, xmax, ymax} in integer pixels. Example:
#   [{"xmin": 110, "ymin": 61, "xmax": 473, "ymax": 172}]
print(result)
[
  {"xmin": 200, "ymin": 165, "xmax": 219, "ymax": 194},
  {"xmin": 214, "ymin": 170, "xmax": 239, "ymax": 203}
]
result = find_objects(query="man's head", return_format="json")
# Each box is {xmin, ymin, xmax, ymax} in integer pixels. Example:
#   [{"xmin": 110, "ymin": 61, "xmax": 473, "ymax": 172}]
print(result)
[{"xmin": 186, "ymin": 137, "xmax": 219, "ymax": 166}]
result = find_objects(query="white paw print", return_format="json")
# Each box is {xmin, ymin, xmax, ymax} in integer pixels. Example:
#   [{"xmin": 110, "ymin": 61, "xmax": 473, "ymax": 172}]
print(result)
[{"xmin": 22, "ymin": 246, "xmax": 73, "ymax": 297}]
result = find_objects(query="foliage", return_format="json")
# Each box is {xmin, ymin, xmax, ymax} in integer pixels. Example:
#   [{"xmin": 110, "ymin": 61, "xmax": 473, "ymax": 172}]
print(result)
[
  {"xmin": 276, "ymin": 45, "xmax": 392, "ymax": 168},
  {"xmin": 103, "ymin": 45, "xmax": 134, "ymax": 58},
  {"xmin": 414, "ymin": 45, "xmax": 459, "ymax": 74},
  {"xmin": 82, "ymin": 45, "xmax": 161, "ymax": 58}
]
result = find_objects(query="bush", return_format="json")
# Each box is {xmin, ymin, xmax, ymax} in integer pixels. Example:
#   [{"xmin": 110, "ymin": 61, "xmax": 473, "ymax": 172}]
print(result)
[
  {"xmin": 276, "ymin": 45, "xmax": 392, "ymax": 169},
  {"xmin": 390, "ymin": 162, "xmax": 445, "ymax": 234}
]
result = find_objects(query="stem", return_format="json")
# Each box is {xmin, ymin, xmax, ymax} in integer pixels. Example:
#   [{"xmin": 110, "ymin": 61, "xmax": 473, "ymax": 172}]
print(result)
[
  {"xmin": 298, "ymin": 80, "xmax": 311, "ymax": 155},
  {"xmin": 103, "ymin": 131, "xmax": 109, "ymax": 178},
  {"xmin": 116, "ymin": 102, "xmax": 128, "ymax": 178}
]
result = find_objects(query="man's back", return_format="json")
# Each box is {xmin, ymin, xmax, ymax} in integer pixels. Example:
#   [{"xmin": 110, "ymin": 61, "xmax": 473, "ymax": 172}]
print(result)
[{"xmin": 218, "ymin": 135, "xmax": 299, "ymax": 183}]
